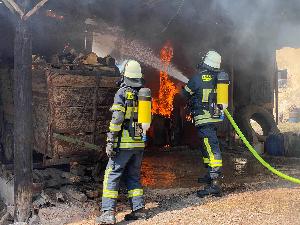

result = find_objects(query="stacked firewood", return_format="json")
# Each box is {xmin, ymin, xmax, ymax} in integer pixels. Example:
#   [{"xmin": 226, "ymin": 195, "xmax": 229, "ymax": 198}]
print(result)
[
  {"xmin": 45, "ymin": 68, "xmax": 118, "ymax": 159},
  {"xmin": 0, "ymin": 52, "xmax": 120, "ymax": 164}
]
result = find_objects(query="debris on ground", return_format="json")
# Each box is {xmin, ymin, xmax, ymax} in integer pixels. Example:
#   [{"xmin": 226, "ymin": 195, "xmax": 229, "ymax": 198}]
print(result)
[
  {"xmin": 61, "ymin": 186, "xmax": 88, "ymax": 203},
  {"xmin": 33, "ymin": 150, "xmax": 300, "ymax": 225}
]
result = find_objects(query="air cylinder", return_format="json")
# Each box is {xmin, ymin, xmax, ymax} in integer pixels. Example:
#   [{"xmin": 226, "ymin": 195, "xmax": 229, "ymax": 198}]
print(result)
[
  {"xmin": 216, "ymin": 71, "xmax": 229, "ymax": 109},
  {"xmin": 138, "ymin": 88, "xmax": 152, "ymax": 139}
]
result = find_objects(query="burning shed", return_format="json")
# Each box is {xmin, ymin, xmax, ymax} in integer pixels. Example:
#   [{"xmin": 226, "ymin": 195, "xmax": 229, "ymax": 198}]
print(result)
[
  {"xmin": 0, "ymin": 0, "xmax": 300, "ymax": 224},
  {"xmin": 1, "ymin": 0, "xmax": 300, "ymax": 155},
  {"xmin": 1, "ymin": 0, "xmax": 300, "ymax": 153}
]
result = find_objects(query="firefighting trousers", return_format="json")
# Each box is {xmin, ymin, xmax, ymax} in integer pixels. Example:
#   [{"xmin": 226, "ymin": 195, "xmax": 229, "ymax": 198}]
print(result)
[
  {"xmin": 197, "ymin": 124, "xmax": 222, "ymax": 179},
  {"xmin": 101, "ymin": 149, "xmax": 144, "ymax": 212}
]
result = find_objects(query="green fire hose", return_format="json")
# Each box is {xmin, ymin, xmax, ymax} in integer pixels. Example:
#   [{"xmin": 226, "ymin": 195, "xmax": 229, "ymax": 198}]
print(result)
[{"xmin": 224, "ymin": 109, "xmax": 300, "ymax": 184}]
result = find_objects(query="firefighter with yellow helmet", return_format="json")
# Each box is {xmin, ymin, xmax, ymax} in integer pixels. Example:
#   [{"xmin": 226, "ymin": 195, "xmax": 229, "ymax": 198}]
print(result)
[
  {"xmin": 182, "ymin": 50, "xmax": 229, "ymax": 197},
  {"xmin": 95, "ymin": 60, "xmax": 152, "ymax": 225}
]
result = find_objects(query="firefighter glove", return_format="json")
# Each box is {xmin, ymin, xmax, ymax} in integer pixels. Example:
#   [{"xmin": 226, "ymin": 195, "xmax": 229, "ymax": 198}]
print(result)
[{"xmin": 106, "ymin": 142, "xmax": 116, "ymax": 158}]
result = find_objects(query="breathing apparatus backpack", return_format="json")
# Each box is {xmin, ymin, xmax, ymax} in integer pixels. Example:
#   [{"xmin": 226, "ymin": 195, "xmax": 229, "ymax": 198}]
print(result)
[
  {"xmin": 126, "ymin": 88, "xmax": 152, "ymax": 141},
  {"xmin": 209, "ymin": 71, "xmax": 229, "ymax": 119}
]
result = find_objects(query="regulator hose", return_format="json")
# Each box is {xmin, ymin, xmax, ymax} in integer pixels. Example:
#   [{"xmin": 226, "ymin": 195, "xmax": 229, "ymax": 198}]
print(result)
[{"xmin": 224, "ymin": 109, "xmax": 300, "ymax": 185}]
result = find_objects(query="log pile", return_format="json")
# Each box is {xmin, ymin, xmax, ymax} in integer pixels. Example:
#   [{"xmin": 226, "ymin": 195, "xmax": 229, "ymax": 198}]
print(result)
[{"xmin": 0, "ymin": 53, "xmax": 120, "ymax": 164}]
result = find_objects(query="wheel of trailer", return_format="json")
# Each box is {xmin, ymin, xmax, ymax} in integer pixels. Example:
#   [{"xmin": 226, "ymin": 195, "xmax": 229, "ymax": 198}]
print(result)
[{"xmin": 235, "ymin": 105, "xmax": 279, "ymax": 143}]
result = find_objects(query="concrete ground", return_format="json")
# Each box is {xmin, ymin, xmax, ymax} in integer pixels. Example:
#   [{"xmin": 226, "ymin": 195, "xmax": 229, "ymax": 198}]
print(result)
[{"xmin": 37, "ymin": 148, "xmax": 300, "ymax": 225}]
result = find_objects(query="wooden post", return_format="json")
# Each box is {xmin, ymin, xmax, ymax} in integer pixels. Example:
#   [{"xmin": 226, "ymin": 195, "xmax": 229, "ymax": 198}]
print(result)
[
  {"xmin": 2, "ymin": 0, "xmax": 48, "ymax": 222},
  {"xmin": 13, "ymin": 1, "xmax": 33, "ymax": 222}
]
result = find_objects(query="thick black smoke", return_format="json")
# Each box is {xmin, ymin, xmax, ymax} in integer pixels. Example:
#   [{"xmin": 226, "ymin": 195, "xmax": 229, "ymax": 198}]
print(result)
[{"xmin": 1, "ymin": 0, "xmax": 300, "ymax": 72}]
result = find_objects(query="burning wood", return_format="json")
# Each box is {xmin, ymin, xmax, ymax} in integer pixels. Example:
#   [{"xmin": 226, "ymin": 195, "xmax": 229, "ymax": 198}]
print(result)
[{"xmin": 152, "ymin": 42, "xmax": 179, "ymax": 118}]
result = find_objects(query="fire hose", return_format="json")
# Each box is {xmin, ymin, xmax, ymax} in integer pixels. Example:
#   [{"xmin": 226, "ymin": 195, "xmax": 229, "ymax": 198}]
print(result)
[{"xmin": 224, "ymin": 108, "xmax": 300, "ymax": 184}]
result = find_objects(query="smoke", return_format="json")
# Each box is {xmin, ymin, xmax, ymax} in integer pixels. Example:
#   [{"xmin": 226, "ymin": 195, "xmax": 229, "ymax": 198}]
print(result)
[
  {"xmin": 116, "ymin": 38, "xmax": 189, "ymax": 83},
  {"xmin": 1, "ymin": 0, "xmax": 300, "ymax": 72},
  {"xmin": 212, "ymin": 0, "xmax": 300, "ymax": 48},
  {"xmin": 87, "ymin": 0, "xmax": 300, "ymax": 82},
  {"xmin": 90, "ymin": 19, "xmax": 189, "ymax": 83}
]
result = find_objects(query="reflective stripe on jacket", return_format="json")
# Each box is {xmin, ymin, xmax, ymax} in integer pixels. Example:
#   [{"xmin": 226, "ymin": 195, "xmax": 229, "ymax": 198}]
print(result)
[{"xmin": 182, "ymin": 69, "xmax": 223, "ymax": 126}]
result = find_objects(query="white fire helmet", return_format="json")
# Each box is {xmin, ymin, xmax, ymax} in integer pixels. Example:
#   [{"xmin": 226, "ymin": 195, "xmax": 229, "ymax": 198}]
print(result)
[
  {"xmin": 203, "ymin": 50, "xmax": 222, "ymax": 70},
  {"xmin": 123, "ymin": 60, "xmax": 143, "ymax": 79}
]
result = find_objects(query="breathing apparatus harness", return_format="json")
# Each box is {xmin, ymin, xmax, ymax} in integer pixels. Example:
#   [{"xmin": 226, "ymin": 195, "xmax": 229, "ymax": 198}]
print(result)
[
  {"xmin": 210, "ymin": 70, "xmax": 229, "ymax": 120},
  {"xmin": 126, "ymin": 88, "xmax": 143, "ymax": 140},
  {"xmin": 117, "ymin": 62, "xmax": 152, "ymax": 141},
  {"xmin": 194, "ymin": 51, "xmax": 229, "ymax": 120}
]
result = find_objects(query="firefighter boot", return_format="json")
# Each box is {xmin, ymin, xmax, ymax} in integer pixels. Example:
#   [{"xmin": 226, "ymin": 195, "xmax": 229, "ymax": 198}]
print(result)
[
  {"xmin": 198, "ymin": 173, "xmax": 223, "ymax": 184},
  {"xmin": 124, "ymin": 208, "xmax": 149, "ymax": 221},
  {"xmin": 196, "ymin": 179, "xmax": 222, "ymax": 198},
  {"xmin": 198, "ymin": 174, "xmax": 211, "ymax": 184},
  {"xmin": 95, "ymin": 210, "xmax": 116, "ymax": 225}
]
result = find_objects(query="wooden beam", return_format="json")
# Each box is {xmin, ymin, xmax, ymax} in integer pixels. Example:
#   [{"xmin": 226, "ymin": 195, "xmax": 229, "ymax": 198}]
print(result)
[
  {"xmin": 53, "ymin": 133, "xmax": 102, "ymax": 151},
  {"xmin": 13, "ymin": 7, "xmax": 33, "ymax": 223},
  {"xmin": 2, "ymin": 0, "xmax": 16, "ymax": 14},
  {"xmin": 3, "ymin": 0, "xmax": 49, "ymax": 20},
  {"xmin": 2, "ymin": 0, "xmax": 24, "ymax": 18},
  {"xmin": 23, "ymin": 0, "xmax": 49, "ymax": 21}
]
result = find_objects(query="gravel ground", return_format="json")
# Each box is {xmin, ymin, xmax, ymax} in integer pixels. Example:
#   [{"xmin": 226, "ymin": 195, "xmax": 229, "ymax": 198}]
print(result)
[
  {"xmin": 38, "ymin": 149, "xmax": 300, "ymax": 225},
  {"xmin": 39, "ymin": 186, "xmax": 300, "ymax": 225}
]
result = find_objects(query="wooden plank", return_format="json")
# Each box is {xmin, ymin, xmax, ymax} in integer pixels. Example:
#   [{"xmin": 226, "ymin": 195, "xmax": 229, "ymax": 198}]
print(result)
[
  {"xmin": 32, "ymin": 104, "xmax": 49, "ymax": 155},
  {"xmin": 52, "ymin": 133, "xmax": 107, "ymax": 158},
  {"xmin": 43, "ymin": 156, "xmax": 90, "ymax": 167},
  {"xmin": 51, "ymin": 107, "xmax": 110, "ymax": 133},
  {"xmin": 23, "ymin": 0, "xmax": 49, "ymax": 21},
  {"xmin": 50, "ymin": 87, "xmax": 114, "ymax": 108},
  {"xmin": 32, "ymin": 69, "xmax": 48, "ymax": 93},
  {"xmin": 2, "ymin": 0, "xmax": 16, "ymax": 14},
  {"xmin": 2, "ymin": 0, "xmax": 24, "ymax": 18},
  {"xmin": 53, "ymin": 120, "xmax": 110, "ymax": 134},
  {"xmin": 53, "ymin": 133, "xmax": 102, "ymax": 151},
  {"xmin": 52, "ymin": 106, "xmax": 110, "ymax": 122},
  {"xmin": 47, "ymin": 70, "xmax": 119, "ymax": 88}
]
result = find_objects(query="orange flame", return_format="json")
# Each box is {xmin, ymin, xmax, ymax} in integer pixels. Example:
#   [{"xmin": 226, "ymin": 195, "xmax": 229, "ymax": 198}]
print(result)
[
  {"xmin": 152, "ymin": 42, "xmax": 179, "ymax": 118},
  {"xmin": 185, "ymin": 114, "xmax": 193, "ymax": 122}
]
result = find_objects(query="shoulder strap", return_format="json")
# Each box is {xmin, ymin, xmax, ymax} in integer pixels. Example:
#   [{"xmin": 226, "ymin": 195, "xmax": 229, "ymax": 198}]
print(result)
[{"xmin": 116, "ymin": 87, "xmax": 128, "ymax": 149}]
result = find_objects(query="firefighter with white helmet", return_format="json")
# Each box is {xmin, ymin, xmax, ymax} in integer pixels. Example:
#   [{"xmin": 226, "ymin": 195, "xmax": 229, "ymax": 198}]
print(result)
[
  {"xmin": 182, "ymin": 50, "xmax": 229, "ymax": 197},
  {"xmin": 95, "ymin": 60, "xmax": 152, "ymax": 224}
]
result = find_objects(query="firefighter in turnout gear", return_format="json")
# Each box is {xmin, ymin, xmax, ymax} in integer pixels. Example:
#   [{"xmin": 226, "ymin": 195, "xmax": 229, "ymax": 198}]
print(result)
[
  {"xmin": 181, "ymin": 50, "xmax": 229, "ymax": 198},
  {"xmin": 95, "ymin": 60, "xmax": 152, "ymax": 225}
]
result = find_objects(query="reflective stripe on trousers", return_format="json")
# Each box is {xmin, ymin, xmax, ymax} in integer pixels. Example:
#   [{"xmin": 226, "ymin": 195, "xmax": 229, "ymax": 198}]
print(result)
[
  {"xmin": 101, "ymin": 150, "xmax": 145, "ymax": 211},
  {"xmin": 128, "ymin": 189, "xmax": 143, "ymax": 198},
  {"xmin": 102, "ymin": 167, "xmax": 118, "ymax": 199},
  {"xmin": 197, "ymin": 124, "xmax": 222, "ymax": 179},
  {"xmin": 204, "ymin": 138, "xmax": 223, "ymax": 167}
]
